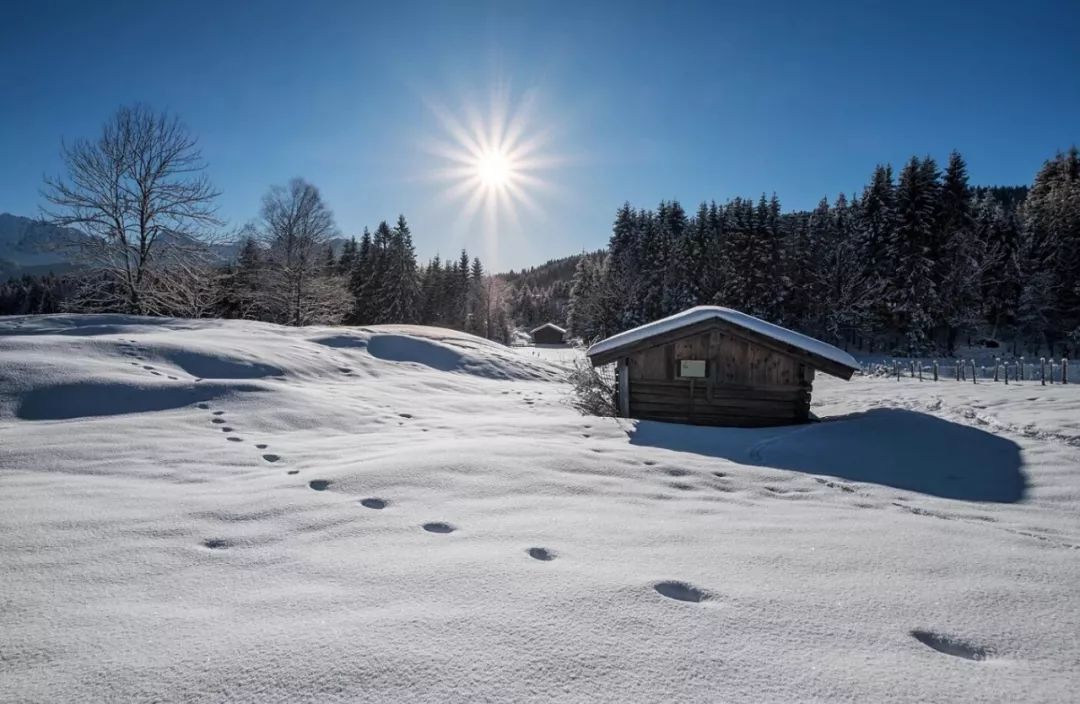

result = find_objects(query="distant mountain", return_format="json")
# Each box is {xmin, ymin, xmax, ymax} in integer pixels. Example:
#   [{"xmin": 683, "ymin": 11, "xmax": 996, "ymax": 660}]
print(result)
[
  {"xmin": 0, "ymin": 213, "xmax": 89, "ymax": 279},
  {"xmin": 0, "ymin": 214, "xmax": 361, "ymax": 280}
]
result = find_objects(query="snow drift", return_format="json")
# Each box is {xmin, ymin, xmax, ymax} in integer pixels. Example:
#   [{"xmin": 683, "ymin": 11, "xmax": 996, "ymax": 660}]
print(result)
[{"xmin": 1, "ymin": 315, "xmax": 1079, "ymax": 703}]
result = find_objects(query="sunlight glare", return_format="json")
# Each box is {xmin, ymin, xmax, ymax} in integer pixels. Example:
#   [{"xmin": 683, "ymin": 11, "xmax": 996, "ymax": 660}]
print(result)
[{"xmin": 476, "ymin": 149, "xmax": 512, "ymax": 188}]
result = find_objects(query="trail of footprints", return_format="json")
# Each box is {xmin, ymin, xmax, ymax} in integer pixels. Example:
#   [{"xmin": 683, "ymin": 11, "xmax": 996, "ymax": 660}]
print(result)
[{"xmin": 190, "ymin": 397, "xmax": 997, "ymax": 658}]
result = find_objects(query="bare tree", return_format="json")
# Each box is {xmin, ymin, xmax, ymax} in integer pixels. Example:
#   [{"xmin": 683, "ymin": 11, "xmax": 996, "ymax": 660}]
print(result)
[
  {"xmin": 258, "ymin": 178, "xmax": 343, "ymax": 325},
  {"xmin": 42, "ymin": 104, "xmax": 221, "ymax": 315}
]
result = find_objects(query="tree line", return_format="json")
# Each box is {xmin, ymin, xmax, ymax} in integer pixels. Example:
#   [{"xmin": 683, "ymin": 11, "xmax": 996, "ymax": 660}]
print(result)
[
  {"xmin": 566, "ymin": 149, "xmax": 1080, "ymax": 356},
  {"xmin": 8, "ymin": 104, "xmax": 511, "ymax": 341}
]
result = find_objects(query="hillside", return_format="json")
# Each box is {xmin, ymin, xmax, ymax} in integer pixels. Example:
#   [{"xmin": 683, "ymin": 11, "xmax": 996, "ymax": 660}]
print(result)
[{"xmin": 2, "ymin": 315, "xmax": 1079, "ymax": 702}]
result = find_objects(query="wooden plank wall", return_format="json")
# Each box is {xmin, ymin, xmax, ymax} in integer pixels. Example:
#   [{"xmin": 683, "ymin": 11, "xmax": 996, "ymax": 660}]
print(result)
[{"xmin": 626, "ymin": 329, "xmax": 814, "ymax": 427}]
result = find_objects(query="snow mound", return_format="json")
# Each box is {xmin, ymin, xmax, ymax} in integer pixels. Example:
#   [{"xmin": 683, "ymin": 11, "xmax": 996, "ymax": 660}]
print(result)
[{"xmin": 315, "ymin": 324, "xmax": 559, "ymax": 381}]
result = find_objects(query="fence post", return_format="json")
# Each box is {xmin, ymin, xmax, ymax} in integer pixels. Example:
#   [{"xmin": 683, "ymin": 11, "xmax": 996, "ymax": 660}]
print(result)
[
  {"xmin": 918, "ymin": 361, "xmax": 923, "ymax": 381},
  {"xmin": 972, "ymin": 359, "xmax": 977, "ymax": 384},
  {"xmin": 910, "ymin": 360, "xmax": 916, "ymax": 378},
  {"xmin": 956, "ymin": 359, "xmax": 961, "ymax": 381},
  {"xmin": 933, "ymin": 360, "xmax": 939, "ymax": 381},
  {"xmin": 1004, "ymin": 362, "xmax": 1009, "ymax": 384},
  {"xmin": 1064, "ymin": 358, "xmax": 1069, "ymax": 385},
  {"xmin": 1019, "ymin": 356, "xmax": 1025, "ymax": 381},
  {"xmin": 895, "ymin": 360, "xmax": 900, "ymax": 381},
  {"xmin": 993, "ymin": 357, "xmax": 999, "ymax": 382},
  {"xmin": 1041, "ymin": 357, "xmax": 1046, "ymax": 385}
]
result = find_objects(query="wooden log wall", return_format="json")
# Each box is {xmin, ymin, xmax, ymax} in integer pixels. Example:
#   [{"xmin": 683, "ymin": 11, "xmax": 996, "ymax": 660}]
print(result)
[{"xmin": 625, "ymin": 328, "xmax": 814, "ymax": 427}]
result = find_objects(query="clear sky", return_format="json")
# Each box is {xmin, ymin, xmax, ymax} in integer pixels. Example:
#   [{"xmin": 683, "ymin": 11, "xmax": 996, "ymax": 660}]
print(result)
[{"xmin": 1, "ymin": 0, "xmax": 1077, "ymax": 270}]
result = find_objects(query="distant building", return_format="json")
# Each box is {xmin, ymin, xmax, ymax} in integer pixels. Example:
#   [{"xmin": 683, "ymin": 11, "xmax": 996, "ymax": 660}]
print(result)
[
  {"xmin": 586, "ymin": 306, "xmax": 859, "ymax": 427},
  {"xmin": 530, "ymin": 323, "xmax": 567, "ymax": 346}
]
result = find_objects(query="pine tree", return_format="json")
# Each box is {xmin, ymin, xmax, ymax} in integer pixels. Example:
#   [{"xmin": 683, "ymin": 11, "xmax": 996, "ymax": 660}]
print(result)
[
  {"xmin": 376, "ymin": 215, "xmax": 420, "ymax": 324},
  {"xmin": 935, "ymin": 151, "xmax": 981, "ymax": 353},
  {"xmin": 358, "ymin": 222, "xmax": 391, "ymax": 323},
  {"xmin": 1023, "ymin": 147, "xmax": 1080, "ymax": 351},
  {"xmin": 567, "ymin": 255, "xmax": 598, "ymax": 340},
  {"xmin": 888, "ymin": 157, "xmax": 940, "ymax": 353}
]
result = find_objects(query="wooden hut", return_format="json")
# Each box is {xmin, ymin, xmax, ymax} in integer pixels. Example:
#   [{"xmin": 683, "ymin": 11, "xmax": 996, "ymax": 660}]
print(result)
[
  {"xmin": 586, "ymin": 306, "xmax": 859, "ymax": 427},
  {"xmin": 531, "ymin": 323, "xmax": 567, "ymax": 346}
]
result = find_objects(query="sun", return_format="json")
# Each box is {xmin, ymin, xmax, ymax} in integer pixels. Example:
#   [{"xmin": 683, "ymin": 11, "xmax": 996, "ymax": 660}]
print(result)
[
  {"xmin": 422, "ymin": 85, "xmax": 564, "ymax": 262},
  {"xmin": 476, "ymin": 149, "xmax": 513, "ymax": 189}
]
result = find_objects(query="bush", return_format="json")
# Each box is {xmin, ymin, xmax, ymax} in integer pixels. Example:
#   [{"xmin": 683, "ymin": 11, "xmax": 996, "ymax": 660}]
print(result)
[{"xmin": 567, "ymin": 358, "xmax": 616, "ymax": 416}]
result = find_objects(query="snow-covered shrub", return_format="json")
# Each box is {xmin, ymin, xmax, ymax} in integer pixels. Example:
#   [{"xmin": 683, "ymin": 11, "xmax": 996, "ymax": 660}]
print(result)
[{"xmin": 567, "ymin": 358, "xmax": 615, "ymax": 417}]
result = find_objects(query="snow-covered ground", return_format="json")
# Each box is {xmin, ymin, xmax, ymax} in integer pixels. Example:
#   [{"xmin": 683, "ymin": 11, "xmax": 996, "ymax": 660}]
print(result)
[{"xmin": 1, "ymin": 315, "xmax": 1078, "ymax": 703}]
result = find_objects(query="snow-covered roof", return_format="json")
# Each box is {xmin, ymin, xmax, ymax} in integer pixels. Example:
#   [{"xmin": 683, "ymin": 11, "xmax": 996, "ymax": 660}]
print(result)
[
  {"xmin": 530, "ymin": 323, "xmax": 566, "ymax": 335},
  {"xmin": 586, "ymin": 306, "xmax": 860, "ymax": 376}
]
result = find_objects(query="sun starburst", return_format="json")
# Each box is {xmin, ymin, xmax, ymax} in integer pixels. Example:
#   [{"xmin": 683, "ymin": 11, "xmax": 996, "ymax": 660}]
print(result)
[{"xmin": 422, "ymin": 85, "xmax": 562, "ymax": 262}]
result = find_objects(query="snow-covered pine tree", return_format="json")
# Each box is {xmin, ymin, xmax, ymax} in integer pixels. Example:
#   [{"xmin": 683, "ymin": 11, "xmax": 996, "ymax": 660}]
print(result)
[
  {"xmin": 659, "ymin": 200, "xmax": 689, "ymax": 316},
  {"xmin": 934, "ymin": 151, "xmax": 982, "ymax": 353},
  {"xmin": 359, "ymin": 222, "xmax": 391, "ymax": 323},
  {"xmin": 456, "ymin": 249, "xmax": 471, "ymax": 329},
  {"xmin": 419, "ymin": 255, "xmax": 442, "ymax": 326},
  {"xmin": 602, "ymin": 202, "xmax": 642, "ymax": 331},
  {"xmin": 888, "ymin": 157, "xmax": 940, "ymax": 353},
  {"xmin": 1022, "ymin": 147, "xmax": 1080, "ymax": 351},
  {"xmin": 375, "ymin": 215, "xmax": 420, "ymax": 324},
  {"xmin": 349, "ymin": 228, "xmax": 373, "ymax": 323},
  {"xmin": 975, "ymin": 193, "xmax": 1022, "ymax": 340},
  {"xmin": 637, "ymin": 208, "xmax": 667, "ymax": 323},
  {"xmin": 854, "ymin": 164, "xmax": 896, "ymax": 347},
  {"xmin": 567, "ymin": 255, "xmax": 598, "ymax": 340},
  {"xmin": 468, "ymin": 257, "xmax": 486, "ymax": 336}
]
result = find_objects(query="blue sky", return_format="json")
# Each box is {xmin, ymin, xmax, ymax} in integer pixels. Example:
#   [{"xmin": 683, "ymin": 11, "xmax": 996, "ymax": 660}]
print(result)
[{"xmin": 1, "ymin": 0, "xmax": 1077, "ymax": 270}]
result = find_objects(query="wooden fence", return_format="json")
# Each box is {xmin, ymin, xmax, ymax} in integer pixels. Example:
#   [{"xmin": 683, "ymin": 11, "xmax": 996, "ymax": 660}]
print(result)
[{"xmin": 865, "ymin": 357, "xmax": 1070, "ymax": 385}]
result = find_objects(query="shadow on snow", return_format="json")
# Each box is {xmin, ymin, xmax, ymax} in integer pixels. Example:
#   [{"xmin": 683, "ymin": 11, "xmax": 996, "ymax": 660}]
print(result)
[{"xmin": 628, "ymin": 408, "xmax": 1025, "ymax": 503}]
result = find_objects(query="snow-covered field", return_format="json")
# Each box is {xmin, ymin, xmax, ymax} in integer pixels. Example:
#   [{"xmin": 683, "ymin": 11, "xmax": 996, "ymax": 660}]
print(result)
[{"xmin": 1, "ymin": 315, "xmax": 1078, "ymax": 703}]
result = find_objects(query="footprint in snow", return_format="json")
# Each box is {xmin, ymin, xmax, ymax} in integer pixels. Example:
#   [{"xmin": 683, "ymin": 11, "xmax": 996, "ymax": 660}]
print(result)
[
  {"xmin": 197, "ymin": 403, "xmax": 210, "ymax": 410},
  {"xmin": 287, "ymin": 470, "xmax": 299, "ymax": 475},
  {"xmin": 211, "ymin": 418, "xmax": 226, "ymax": 424},
  {"xmin": 226, "ymin": 436, "xmax": 242, "ymax": 442},
  {"xmin": 262, "ymin": 454, "xmax": 280, "ymax": 463},
  {"xmin": 666, "ymin": 468, "xmax": 690, "ymax": 477},
  {"xmin": 212, "ymin": 410, "xmax": 225, "ymax": 416},
  {"xmin": 422, "ymin": 522, "xmax": 455, "ymax": 534},
  {"xmin": 399, "ymin": 413, "xmax": 413, "ymax": 419},
  {"xmin": 202, "ymin": 538, "xmax": 233, "ymax": 550},
  {"xmin": 255, "ymin": 444, "xmax": 268, "ymax": 449},
  {"xmin": 910, "ymin": 630, "xmax": 992, "ymax": 661},
  {"xmin": 654, "ymin": 581, "xmax": 711, "ymax": 603},
  {"xmin": 360, "ymin": 498, "xmax": 387, "ymax": 509},
  {"xmin": 309, "ymin": 480, "xmax": 331, "ymax": 491},
  {"xmin": 527, "ymin": 547, "xmax": 555, "ymax": 561},
  {"xmin": 221, "ymin": 427, "xmax": 233, "ymax": 432}
]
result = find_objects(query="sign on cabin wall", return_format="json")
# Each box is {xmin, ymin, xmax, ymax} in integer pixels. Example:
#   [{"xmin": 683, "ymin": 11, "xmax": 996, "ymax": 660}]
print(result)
[{"xmin": 679, "ymin": 360, "xmax": 707, "ymax": 378}]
